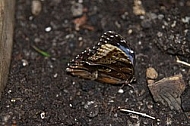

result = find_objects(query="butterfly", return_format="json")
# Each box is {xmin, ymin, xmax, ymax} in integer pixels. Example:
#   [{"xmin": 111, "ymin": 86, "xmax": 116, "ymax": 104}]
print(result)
[{"xmin": 66, "ymin": 31, "xmax": 135, "ymax": 85}]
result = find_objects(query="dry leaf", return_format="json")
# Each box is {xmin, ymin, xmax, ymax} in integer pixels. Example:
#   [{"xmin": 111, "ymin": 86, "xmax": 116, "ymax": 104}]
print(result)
[{"xmin": 148, "ymin": 74, "xmax": 186, "ymax": 112}]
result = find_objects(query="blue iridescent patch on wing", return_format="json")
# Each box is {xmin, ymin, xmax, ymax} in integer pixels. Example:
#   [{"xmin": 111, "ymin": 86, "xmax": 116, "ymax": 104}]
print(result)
[{"xmin": 118, "ymin": 44, "xmax": 135, "ymax": 65}]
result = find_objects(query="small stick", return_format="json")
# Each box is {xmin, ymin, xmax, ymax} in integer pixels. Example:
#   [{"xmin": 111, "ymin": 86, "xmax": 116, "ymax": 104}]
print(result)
[
  {"xmin": 120, "ymin": 108, "xmax": 156, "ymax": 120},
  {"xmin": 176, "ymin": 56, "xmax": 190, "ymax": 67}
]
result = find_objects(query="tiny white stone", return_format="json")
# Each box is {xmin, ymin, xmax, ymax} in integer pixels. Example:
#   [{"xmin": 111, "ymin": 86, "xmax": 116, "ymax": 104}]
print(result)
[
  {"xmin": 118, "ymin": 89, "xmax": 124, "ymax": 94},
  {"xmin": 109, "ymin": 100, "xmax": 114, "ymax": 103},
  {"xmin": 49, "ymin": 64, "xmax": 53, "ymax": 68},
  {"xmin": 114, "ymin": 113, "xmax": 118, "ymax": 117},
  {"xmin": 181, "ymin": 16, "xmax": 190, "ymax": 23},
  {"xmin": 129, "ymin": 89, "xmax": 134, "ymax": 94},
  {"xmin": 78, "ymin": 37, "xmax": 83, "ymax": 41},
  {"xmin": 125, "ymin": 98, "xmax": 129, "ymax": 102},
  {"xmin": 53, "ymin": 73, "xmax": 58, "ymax": 78},
  {"xmin": 45, "ymin": 27, "xmax": 52, "ymax": 32},
  {"xmin": 171, "ymin": 21, "xmax": 176, "ymax": 28},
  {"xmin": 29, "ymin": 16, "xmax": 34, "ymax": 20},
  {"xmin": 11, "ymin": 99, "xmax": 16, "ymax": 102},
  {"xmin": 128, "ymin": 29, "xmax": 133, "ymax": 34},
  {"xmin": 40, "ymin": 112, "xmax": 45, "ymax": 119},
  {"xmin": 87, "ymin": 101, "xmax": 94, "ymax": 105},
  {"xmin": 8, "ymin": 90, "xmax": 12, "ymax": 93},
  {"xmin": 22, "ymin": 59, "xmax": 28, "ymax": 66},
  {"xmin": 138, "ymin": 41, "xmax": 142, "ymax": 45}
]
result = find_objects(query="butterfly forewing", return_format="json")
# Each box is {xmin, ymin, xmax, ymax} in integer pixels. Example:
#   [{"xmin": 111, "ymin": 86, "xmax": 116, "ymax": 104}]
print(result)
[{"xmin": 66, "ymin": 31, "xmax": 135, "ymax": 84}]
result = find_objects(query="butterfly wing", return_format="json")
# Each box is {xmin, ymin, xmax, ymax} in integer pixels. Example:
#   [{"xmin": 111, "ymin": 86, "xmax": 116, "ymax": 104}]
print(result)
[{"xmin": 66, "ymin": 31, "xmax": 135, "ymax": 84}]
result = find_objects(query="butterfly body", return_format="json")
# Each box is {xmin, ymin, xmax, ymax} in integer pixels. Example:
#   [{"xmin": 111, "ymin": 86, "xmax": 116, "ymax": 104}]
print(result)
[{"xmin": 66, "ymin": 31, "xmax": 135, "ymax": 84}]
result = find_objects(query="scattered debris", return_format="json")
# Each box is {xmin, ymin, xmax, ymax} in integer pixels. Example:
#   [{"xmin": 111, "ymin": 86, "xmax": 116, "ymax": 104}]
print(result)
[
  {"xmin": 146, "ymin": 67, "xmax": 158, "ymax": 84},
  {"xmin": 84, "ymin": 101, "xmax": 99, "ymax": 118},
  {"xmin": 73, "ymin": 14, "xmax": 94, "ymax": 31},
  {"xmin": 71, "ymin": 2, "xmax": 84, "ymax": 17},
  {"xmin": 31, "ymin": 0, "xmax": 42, "ymax": 16},
  {"xmin": 176, "ymin": 56, "xmax": 190, "ymax": 67},
  {"xmin": 147, "ymin": 72, "xmax": 186, "ymax": 112},
  {"xmin": 71, "ymin": 2, "xmax": 94, "ymax": 31},
  {"xmin": 73, "ymin": 14, "xmax": 87, "ymax": 31},
  {"xmin": 140, "ymin": 13, "xmax": 158, "ymax": 29},
  {"xmin": 32, "ymin": 45, "xmax": 51, "ymax": 57},
  {"xmin": 119, "ymin": 107, "xmax": 155, "ymax": 120},
  {"xmin": 154, "ymin": 9, "xmax": 190, "ymax": 58},
  {"xmin": 133, "ymin": 0, "xmax": 145, "ymax": 15}
]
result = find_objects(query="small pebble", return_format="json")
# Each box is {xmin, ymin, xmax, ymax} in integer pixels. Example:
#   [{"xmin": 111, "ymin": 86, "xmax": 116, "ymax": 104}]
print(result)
[
  {"xmin": 40, "ymin": 112, "xmax": 45, "ymax": 119},
  {"xmin": 118, "ymin": 88, "xmax": 124, "ymax": 94},
  {"xmin": 146, "ymin": 67, "xmax": 158, "ymax": 80},
  {"xmin": 181, "ymin": 16, "xmax": 190, "ymax": 23},
  {"xmin": 84, "ymin": 101, "xmax": 99, "ymax": 118},
  {"xmin": 69, "ymin": 104, "xmax": 73, "ymax": 107},
  {"xmin": 109, "ymin": 100, "xmax": 114, "ymax": 103},
  {"xmin": 45, "ymin": 27, "xmax": 52, "ymax": 32},
  {"xmin": 10, "ymin": 99, "xmax": 16, "ymax": 103},
  {"xmin": 31, "ymin": 0, "xmax": 42, "ymax": 16},
  {"xmin": 157, "ymin": 14, "xmax": 164, "ymax": 20},
  {"xmin": 22, "ymin": 59, "xmax": 28, "ymax": 66},
  {"xmin": 171, "ymin": 21, "xmax": 176, "ymax": 28},
  {"xmin": 53, "ymin": 73, "xmax": 58, "ymax": 78},
  {"xmin": 157, "ymin": 32, "xmax": 163, "ymax": 37},
  {"xmin": 141, "ymin": 19, "xmax": 152, "ymax": 28},
  {"xmin": 128, "ymin": 29, "xmax": 133, "ymax": 34},
  {"xmin": 8, "ymin": 90, "xmax": 12, "ymax": 93},
  {"xmin": 71, "ymin": 2, "xmax": 83, "ymax": 17}
]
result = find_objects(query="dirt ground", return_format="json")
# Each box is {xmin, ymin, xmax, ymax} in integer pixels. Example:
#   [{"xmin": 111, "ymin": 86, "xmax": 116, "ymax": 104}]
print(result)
[{"xmin": 0, "ymin": 0, "xmax": 190, "ymax": 125}]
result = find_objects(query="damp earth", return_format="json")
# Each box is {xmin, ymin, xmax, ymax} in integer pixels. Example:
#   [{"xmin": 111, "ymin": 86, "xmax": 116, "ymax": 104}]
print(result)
[{"xmin": 0, "ymin": 0, "xmax": 190, "ymax": 125}]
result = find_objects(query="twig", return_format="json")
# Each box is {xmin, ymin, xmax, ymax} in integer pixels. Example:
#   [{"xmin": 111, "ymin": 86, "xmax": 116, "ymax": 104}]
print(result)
[
  {"xmin": 120, "ymin": 108, "xmax": 156, "ymax": 120},
  {"xmin": 176, "ymin": 56, "xmax": 190, "ymax": 67}
]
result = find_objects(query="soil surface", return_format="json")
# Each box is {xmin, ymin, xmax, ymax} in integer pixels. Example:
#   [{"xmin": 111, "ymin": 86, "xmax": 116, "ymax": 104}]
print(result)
[{"xmin": 0, "ymin": 0, "xmax": 190, "ymax": 125}]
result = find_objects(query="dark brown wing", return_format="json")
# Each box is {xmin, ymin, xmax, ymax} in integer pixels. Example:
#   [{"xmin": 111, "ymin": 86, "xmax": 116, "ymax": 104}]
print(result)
[{"xmin": 66, "ymin": 31, "xmax": 135, "ymax": 84}]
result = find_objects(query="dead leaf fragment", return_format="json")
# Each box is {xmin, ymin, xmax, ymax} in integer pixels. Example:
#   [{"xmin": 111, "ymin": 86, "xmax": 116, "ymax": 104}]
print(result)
[
  {"xmin": 148, "ymin": 74, "xmax": 186, "ymax": 112},
  {"xmin": 73, "ymin": 14, "xmax": 87, "ymax": 31},
  {"xmin": 73, "ymin": 14, "xmax": 94, "ymax": 31}
]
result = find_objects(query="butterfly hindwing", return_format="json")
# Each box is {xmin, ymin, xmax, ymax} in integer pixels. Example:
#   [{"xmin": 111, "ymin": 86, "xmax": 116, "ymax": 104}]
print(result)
[{"xmin": 66, "ymin": 31, "xmax": 135, "ymax": 84}]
